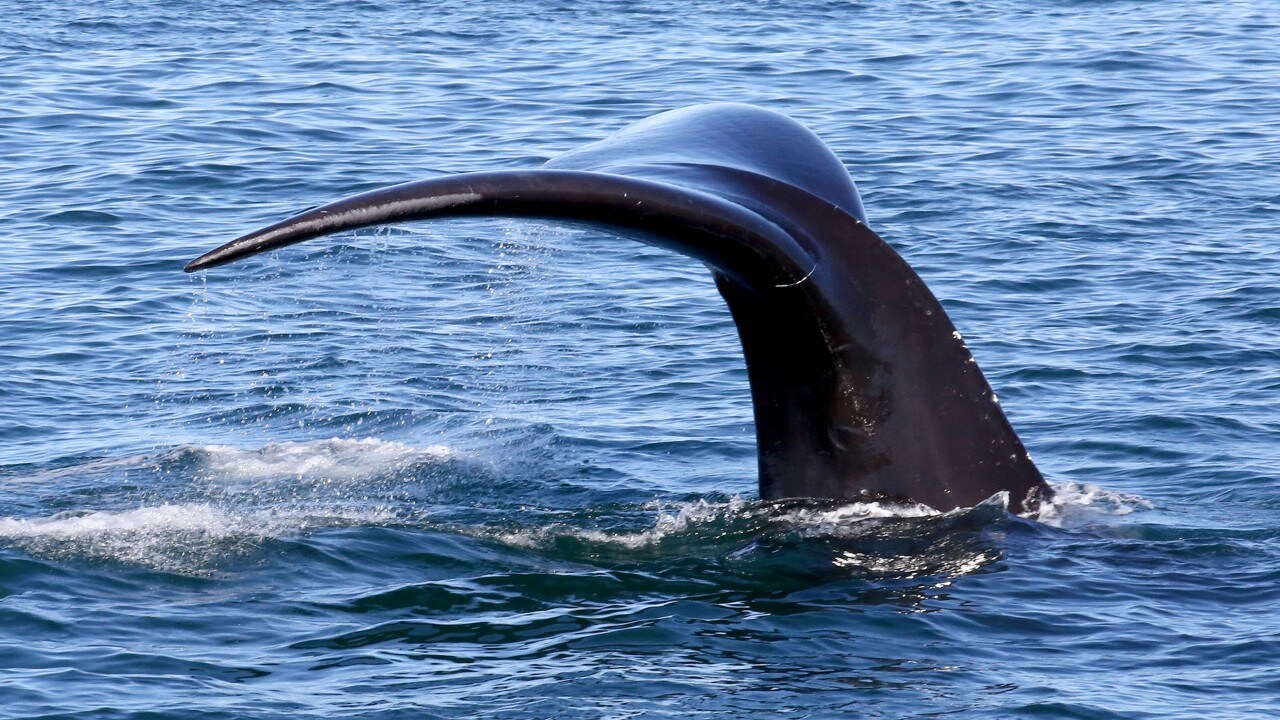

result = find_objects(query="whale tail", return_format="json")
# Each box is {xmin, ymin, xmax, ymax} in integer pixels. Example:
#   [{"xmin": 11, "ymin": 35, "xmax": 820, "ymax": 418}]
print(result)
[{"xmin": 186, "ymin": 103, "xmax": 1050, "ymax": 513}]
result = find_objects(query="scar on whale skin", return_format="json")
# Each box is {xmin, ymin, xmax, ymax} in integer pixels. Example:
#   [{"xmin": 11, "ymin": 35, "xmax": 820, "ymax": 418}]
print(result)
[{"xmin": 186, "ymin": 103, "xmax": 1051, "ymax": 514}]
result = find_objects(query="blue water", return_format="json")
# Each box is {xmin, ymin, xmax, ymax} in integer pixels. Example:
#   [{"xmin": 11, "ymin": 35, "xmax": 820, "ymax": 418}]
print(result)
[{"xmin": 3, "ymin": 1, "xmax": 1279, "ymax": 717}]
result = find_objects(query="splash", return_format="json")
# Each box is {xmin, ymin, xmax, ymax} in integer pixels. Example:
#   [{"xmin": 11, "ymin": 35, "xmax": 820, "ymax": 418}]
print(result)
[
  {"xmin": 1035, "ymin": 481, "xmax": 1154, "ymax": 527},
  {"xmin": 1, "ymin": 436, "xmax": 1149, "ymax": 577},
  {"xmin": 194, "ymin": 437, "xmax": 458, "ymax": 482}
]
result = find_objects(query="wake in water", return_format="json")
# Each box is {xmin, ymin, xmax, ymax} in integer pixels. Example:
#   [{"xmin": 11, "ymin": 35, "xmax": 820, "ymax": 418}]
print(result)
[{"xmin": 0, "ymin": 436, "xmax": 1150, "ymax": 577}]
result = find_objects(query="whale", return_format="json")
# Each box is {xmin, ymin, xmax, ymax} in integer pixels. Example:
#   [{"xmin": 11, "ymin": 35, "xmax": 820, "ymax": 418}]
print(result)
[{"xmin": 186, "ymin": 103, "xmax": 1051, "ymax": 514}]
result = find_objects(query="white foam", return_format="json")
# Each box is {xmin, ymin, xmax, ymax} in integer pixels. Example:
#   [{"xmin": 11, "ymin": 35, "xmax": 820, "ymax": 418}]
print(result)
[
  {"xmin": 488, "ymin": 498, "xmax": 730, "ymax": 550},
  {"xmin": 576, "ymin": 498, "xmax": 753, "ymax": 549},
  {"xmin": 1035, "ymin": 481, "xmax": 1154, "ymax": 527},
  {"xmin": 1, "ymin": 504, "xmax": 243, "ymax": 539},
  {"xmin": 195, "ymin": 437, "xmax": 458, "ymax": 481},
  {"xmin": 0, "ymin": 502, "xmax": 396, "ymax": 573},
  {"xmin": 771, "ymin": 498, "xmax": 940, "ymax": 538},
  {"xmin": 0, "ymin": 437, "xmax": 462, "ymax": 572},
  {"xmin": 488, "ymin": 496, "xmax": 943, "ymax": 550}
]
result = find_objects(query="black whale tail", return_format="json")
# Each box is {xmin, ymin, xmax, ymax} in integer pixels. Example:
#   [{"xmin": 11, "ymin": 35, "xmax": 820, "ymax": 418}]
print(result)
[
  {"xmin": 185, "ymin": 170, "xmax": 813, "ymax": 287},
  {"xmin": 186, "ymin": 103, "xmax": 1050, "ymax": 514}
]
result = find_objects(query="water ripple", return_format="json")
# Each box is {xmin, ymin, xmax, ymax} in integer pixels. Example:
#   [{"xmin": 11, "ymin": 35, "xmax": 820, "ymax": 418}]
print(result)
[{"xmin": 2, "ymin": 0, "xmax": 1279, "ymax": 717}]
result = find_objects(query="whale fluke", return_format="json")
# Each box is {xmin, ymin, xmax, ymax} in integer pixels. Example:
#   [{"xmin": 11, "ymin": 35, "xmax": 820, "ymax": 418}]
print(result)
[{"xmin": 187, "ymin": 103, "xmax": 1050, "ymax": 513}]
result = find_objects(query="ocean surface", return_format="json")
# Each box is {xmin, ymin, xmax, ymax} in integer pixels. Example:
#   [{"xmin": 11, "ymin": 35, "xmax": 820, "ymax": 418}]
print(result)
[{"xmin": 2, "ymin": 1, "xmax": 1279, "ymax": 718}]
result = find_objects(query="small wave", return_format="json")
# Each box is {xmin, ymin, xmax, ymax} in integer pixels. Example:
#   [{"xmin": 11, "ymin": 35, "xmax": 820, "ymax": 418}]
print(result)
[
  {"xmin": 6, "ymin": 437, "xmax": 1127, "ymax": 577},
  {"xmin": 0, "ymin": 437, "xmax": 464, "ymax": 573},
  {"xmin": 486, "ymin": 497, "xmax": 753, "ymax": 550},
  {"xmin": 1035, "ymin": 481, "xmax": 1155, "ymax": 527},
  {"xmin": 37, "ymin": 209, "xmax": 122, "ymax": 225},
  {"xmin": 0, "ymin": 503, "xmax": 396, "ymax": 574},
  {"xmin": 477, "ymin": 494, "xmax": 1009, "ymax": 581}
]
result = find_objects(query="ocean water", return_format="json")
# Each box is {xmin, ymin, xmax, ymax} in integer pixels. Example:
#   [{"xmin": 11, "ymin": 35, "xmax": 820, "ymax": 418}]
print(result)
[{"xmin": 2, "ymin": 1, "xmax": 1279, "ymax": 717}]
